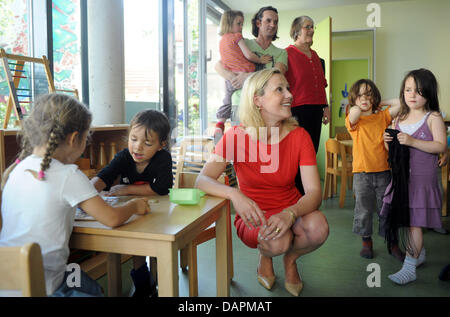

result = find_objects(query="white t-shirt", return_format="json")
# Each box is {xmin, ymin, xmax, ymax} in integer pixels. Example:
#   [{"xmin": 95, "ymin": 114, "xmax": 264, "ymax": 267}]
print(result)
[{"xmin": 0, "ymin": 155, "xmax": 98, "ymax": 295}]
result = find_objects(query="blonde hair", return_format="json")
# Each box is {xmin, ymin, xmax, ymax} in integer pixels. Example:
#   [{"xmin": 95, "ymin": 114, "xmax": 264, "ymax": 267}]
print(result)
[
  {"xmin": 290, "ymin": 16, "xmax": 313, "ymax": 41},
  {"xmin": 1, "ymin": 93, "xmax": 92, "ymax": 189},
  {"xmin": 219, "ymin": 10, "xmax": 244, "ymax": 36},
  {"xmin": 238, "ymin": 68, "xmax": 298, "ymax": 140}
]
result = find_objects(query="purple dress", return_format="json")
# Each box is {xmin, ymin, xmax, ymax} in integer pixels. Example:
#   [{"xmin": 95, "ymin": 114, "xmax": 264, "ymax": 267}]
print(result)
[{"xmin": 381, "ymin": 113, "xmax": 442, "ymax": 228}]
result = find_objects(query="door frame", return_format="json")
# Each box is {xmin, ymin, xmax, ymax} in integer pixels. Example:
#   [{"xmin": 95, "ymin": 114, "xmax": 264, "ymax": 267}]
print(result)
[{"xmin": 332, "ymin": 28, "xmax": 376, "ymax": 82}]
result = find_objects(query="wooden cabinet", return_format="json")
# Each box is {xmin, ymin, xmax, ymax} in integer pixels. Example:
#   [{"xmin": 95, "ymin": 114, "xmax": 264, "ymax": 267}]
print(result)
[{"xmin": 82, "ymin": 125, "xmax": 129, "ymax": 176}]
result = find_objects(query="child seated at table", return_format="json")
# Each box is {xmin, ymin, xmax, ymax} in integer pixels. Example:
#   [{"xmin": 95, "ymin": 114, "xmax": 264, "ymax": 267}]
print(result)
[
  {"xmin": 91, "ymin": 109, "xmax": 173, "ymax": 297},
  {"xmin": 0, "ymin": 94, "xmax": 149, "ymax": 297}
]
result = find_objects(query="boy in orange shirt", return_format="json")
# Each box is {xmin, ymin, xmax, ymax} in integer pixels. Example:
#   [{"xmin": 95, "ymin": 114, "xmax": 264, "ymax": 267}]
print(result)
[{"xmin": 345, "ymin": 79, "xmax": 403, "ymax": 260}]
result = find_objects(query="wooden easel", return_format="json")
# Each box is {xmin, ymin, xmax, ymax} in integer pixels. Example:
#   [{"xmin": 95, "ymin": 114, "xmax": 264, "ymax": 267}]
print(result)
[
  {"xmin": 56, "ymin": 88, "xmax": 79, "ymax": 100},
  {"xmin": 0, "ymin": 48, "xmax": 55, "ymax": 128}
]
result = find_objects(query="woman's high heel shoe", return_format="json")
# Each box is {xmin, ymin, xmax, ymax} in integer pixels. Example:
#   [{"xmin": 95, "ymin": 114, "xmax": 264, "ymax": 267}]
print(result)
[
  {"xmin": 285, "ymin": 280, "xmax": 303, "ymax": 296},
  {"xmin": 257, "ymin": 273, "xmax": 275, "ymax": 290},
  {"xmin": 257, "ymin": 254, "xmax": 275, "ymax": 290}
]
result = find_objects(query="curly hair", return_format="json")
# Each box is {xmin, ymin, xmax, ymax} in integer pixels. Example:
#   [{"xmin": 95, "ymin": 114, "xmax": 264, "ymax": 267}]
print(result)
[{"xmin": 348, "ymin": 79, "xmax": 381, "ymax": 113}]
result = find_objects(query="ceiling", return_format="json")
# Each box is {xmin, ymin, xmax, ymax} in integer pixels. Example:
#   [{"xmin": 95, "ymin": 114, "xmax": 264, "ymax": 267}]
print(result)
[{"xmin": 220, "ymin": 0, "xmax": 410, "ymax": 14}]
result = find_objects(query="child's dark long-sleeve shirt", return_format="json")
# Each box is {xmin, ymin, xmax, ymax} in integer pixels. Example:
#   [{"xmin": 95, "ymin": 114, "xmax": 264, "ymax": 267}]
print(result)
[{"xmin": 97, "ymin": 148, "xmax": 173, "ymax": 195}]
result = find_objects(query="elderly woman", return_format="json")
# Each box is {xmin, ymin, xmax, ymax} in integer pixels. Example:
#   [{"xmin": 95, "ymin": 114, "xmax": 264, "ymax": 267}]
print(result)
[
  {"xmin": 285, "ymin": 16, "xmax": 330, "ymax": 194},
  {"xmin": 195, "ymin": 68, "xmax": 329, "ymax": 296}
]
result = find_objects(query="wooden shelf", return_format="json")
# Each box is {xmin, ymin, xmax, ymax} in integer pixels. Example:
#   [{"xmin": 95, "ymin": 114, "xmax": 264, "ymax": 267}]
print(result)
[{"xmin": 90, "ymin": 124, "xmax": 129, "ymax": 132}]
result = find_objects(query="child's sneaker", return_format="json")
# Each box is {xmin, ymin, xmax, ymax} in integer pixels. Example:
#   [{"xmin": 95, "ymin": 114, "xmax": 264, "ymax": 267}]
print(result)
[
  {"xmin": 360, "ymin": 238, "xmax": 373, "ymax": 259},
  {"xmin": 130, "ymin": 264, "xmax": 157, "ymax": 297}
]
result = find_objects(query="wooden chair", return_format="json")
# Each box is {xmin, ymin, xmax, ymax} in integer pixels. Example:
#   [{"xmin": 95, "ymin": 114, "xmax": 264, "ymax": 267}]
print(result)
[
  {"xmin": 335, "ymin": 132, "xmax": 352, "ymax": 141},
  {"xmin": 172, "ymin": 136, "xmax": 237, "ymax": 188},
  {"xmin": 323, "ymin": 138, "xmax": 353, "ymax": 208},
  {"xmin": 172, "ymin": 136, "xmax": 234, "ymax": 296},
  {"xmin": 0, "ymin": 243, "xmax": 46, "ymax": 296},
  {"xmin": 335, "ymin": 132, "xmax": 353, "ymax": 191},
  {"xmin": 172, "ymin": 136, "xmax": 215, "ymax": 188}
]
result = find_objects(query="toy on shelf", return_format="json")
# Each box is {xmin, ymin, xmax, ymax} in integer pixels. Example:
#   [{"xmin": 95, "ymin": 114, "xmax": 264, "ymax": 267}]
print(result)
[
  {"xmin": 97, "ymin": 142, "xmax": 107, "ymax": 170},
  {"xmin": 109, "ymin": 142, "xmax": 117, "ymax": 162}
]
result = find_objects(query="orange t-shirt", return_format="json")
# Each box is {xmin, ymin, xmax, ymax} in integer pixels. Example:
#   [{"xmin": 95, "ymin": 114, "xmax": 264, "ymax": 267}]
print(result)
[
  {"xmin": 219, "ymin": 33, "xmax": 256, "ymax": 73},
  {"xmin": 345, "ymin": 107, "xmax": 392, "ymax": 173}
]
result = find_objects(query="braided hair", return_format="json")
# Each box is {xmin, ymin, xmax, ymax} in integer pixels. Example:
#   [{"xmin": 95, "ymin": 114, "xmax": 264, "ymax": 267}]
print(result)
[{"xmin": 1, "ymin": 93, "xmax": 91, "ymax": 189}]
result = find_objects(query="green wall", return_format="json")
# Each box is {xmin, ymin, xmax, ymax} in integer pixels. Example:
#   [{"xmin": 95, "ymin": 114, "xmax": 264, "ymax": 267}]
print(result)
[
  {"xmin": 331, "ymin": 30, "xmax": 373, "ymax": 136},
  {"xmin": 332, "ymin": 31, "xmax": 373, "ymax": 77},
  {"xmin": 331, "ymin": 59, "xmax": 369, "ymax": 135}
]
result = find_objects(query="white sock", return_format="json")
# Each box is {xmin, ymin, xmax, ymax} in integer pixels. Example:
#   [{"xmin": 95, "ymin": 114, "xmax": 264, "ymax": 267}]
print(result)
[
  {"xmin": 416, "ymin": 248, "xmax": 426, "ymax": 267},
  {"xmin": 389, "ymin": 255, "xmax": 417, "ymax": 285}
]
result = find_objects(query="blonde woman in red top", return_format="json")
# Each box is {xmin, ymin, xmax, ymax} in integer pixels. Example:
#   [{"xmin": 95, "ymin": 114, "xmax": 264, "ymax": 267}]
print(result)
[{"xmin": 196, "ymin": 68, "xmax": 329, "ymax": 296}]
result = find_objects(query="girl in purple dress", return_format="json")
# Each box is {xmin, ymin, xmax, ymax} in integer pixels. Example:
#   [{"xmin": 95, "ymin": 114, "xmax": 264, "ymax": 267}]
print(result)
[{"xmin": 382, "ymin": 69, "xmax": 447, "ymax": 285}]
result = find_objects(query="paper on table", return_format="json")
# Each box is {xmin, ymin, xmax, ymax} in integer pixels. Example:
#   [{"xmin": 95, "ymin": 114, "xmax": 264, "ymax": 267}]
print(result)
[
  {"xmin": 74, "ymin": 208, "xmax": 95, "ymax": 221},
  {"xmin": 74, "ymin": 195, "xmax": 157, "ymax": 223},
  {"xmin": 74, "ymin": 196, "xmax": 120, "ymax": 221}
]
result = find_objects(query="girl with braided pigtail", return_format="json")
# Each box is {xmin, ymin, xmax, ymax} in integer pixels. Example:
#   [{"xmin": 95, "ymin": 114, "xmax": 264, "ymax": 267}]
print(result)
[
  {"xmin": 0, "ymin": 94, "xmax": 150, "ymax": 297},
  {"xmin": 24, "ymin": 125, "xmax": 63, "ymax": 181}
]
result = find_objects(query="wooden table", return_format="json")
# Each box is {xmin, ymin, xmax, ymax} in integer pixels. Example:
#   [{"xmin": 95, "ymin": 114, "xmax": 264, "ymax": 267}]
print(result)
[{"xmin": 69, "ymin": 195, "xmax": 230, "ymax": 297}]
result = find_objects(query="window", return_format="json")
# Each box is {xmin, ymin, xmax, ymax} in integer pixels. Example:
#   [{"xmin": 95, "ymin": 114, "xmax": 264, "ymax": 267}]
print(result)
[
  {"xmin": 205, "ymin": 4, "xmax": 223, "ymax": 134},
  {"xmin": 174, "ymin": 0, "xmax": 202, "ymax": 138},
  {"xmin": 124, "ymin": 0, "xmax": 160, "ymax": 105},
  {"xmin": 52, "ymin": 0, "xmax": 82, "ymax": 97},
  {"xmin": 0, "ymin": 0, "xmax": 30, "ymax": 127}
]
